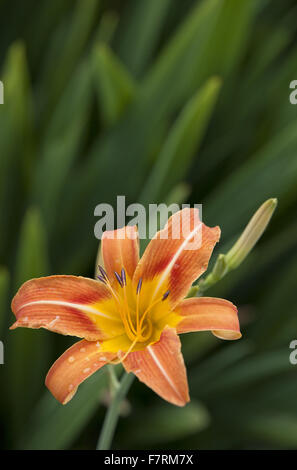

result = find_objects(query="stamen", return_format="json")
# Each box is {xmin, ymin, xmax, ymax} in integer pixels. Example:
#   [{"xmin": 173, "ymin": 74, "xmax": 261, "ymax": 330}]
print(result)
[
  {"xmin": 114, "ymin": 271, "xmax": 123, "ymax": 287},
  {"xmin": 136, "ymin": 278, "xmax": 142, "ymax": 295},
  {"xmin": 162, "ymin": 290, "xmax": 170, "ymax": 301},
  {"xmin": 135, "ymin": 279, "xmax": 141, "ymax": 331},
  {"xmin": 110, "ymin": 337, "xmax": 139, "ymax": 365},
  {"xmin": 121, "ymin": 268, "xmax": 126, "ymax": 286},
  {"xmin": 138, "ymin": 292, "xmax": 170, "ymax": 332},
  {"xmin": 100, "ymin": 270, "xmax": 167, "ymax": 348},
  {"xmin": 121, "ymin": 270, "xmax": 137, "ymax": 337},
  {"xmin": 137, "ymin": 318, "xmax": 153, "ymax": 342},
  {"xmin": 99, "ymin": 272, "xmax": 137, "ymax": 341},
  {"xmin": 98, "ymin": 265, "xmax": 108, "ymax": 280},
  {"xmin": 96, "ymin": 275, "xmax": 106, "ymax": 284}
]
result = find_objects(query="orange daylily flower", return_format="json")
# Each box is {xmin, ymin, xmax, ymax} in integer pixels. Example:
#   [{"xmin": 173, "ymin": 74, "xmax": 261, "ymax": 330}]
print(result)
[{"xmin": 11, "ymin": 208, "xmax": 241, "ymax": 406}]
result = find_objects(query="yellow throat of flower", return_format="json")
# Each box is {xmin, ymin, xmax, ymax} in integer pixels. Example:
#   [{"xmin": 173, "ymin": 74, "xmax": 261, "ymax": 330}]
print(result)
[{"xmin": 96, "ymin": 266, "xmax": 173, "ymax": 358}]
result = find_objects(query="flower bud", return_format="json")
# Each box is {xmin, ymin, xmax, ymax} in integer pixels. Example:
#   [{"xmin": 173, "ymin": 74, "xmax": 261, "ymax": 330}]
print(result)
[{"xmin": 225, "ymin": 198, "xmax": 277, "ymax": 270}]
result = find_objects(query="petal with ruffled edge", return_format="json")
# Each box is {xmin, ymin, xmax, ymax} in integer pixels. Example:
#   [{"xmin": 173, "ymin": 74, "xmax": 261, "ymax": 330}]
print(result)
[
  {"xmin": 175, "ymin": 297, "xmax": 241, "ymax": 340},
  {"xmin": 133, "ymin": 208, "xmax": 220, "ymax": 312},
  {"xmin": 101, "ymin": 225, "xmax": 139, "ymax": 287},
  {"xmin": 46, "ymin": 339, "xmax": 115, "ymax": 404},
  {"xmin": 10, "ymin": 275, "xmax": 124, "ymax": 340},
  {"xmin": 123, "ymin": 328, "xmax": 189, "ymax": 406}
]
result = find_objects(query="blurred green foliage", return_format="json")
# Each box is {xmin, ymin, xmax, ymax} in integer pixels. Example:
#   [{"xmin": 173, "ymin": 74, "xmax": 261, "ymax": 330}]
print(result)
[{"xmin": 0, "ymin": 0, "xmax": 297, "ymax": 450}]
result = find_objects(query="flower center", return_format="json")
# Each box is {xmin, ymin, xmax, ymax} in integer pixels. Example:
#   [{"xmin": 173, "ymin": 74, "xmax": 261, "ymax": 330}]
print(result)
[{"xmin": 97, "ymin": 266, "xmax": 169, "ymax": 345}]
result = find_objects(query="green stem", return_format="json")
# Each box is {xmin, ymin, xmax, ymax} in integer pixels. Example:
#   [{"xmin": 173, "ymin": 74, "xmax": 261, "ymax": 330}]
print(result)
[
  {"xmin": 107, "ymin": 364, "xmax": 120, "ymax": 395},
  {"xmin": 96, "ymin": 371, "xmax": 135, "ymax": 450},
  {"xmin": 197, "ymin": 272, "xmax": 220, "ymax": 295},
  {"xmin": 188, "ymin": 254, "xmax": 230, "ymax": 297}
]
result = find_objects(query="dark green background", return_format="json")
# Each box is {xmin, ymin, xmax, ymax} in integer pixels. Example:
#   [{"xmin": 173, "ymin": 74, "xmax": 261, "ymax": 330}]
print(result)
[{"xmin": 0, "ymin": 0, "xmax": 297, "ymax": 450}]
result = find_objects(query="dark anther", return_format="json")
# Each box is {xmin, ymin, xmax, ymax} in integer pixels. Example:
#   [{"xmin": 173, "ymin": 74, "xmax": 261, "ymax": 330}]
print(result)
[
  {"xmin": 98, "ymin": 265, "xmax": 108, "ymax": 280},
  {"xmin": 136, "ymin": 278, "xmax": 143, "ymax": 295},
  {"xmin": 162, "ymin": 290, "xmax": 170, "ymax": 301},
  {"xmin": 121, "ymin": 268, "xmax": 127, "ymax": 286},
  {"xmin": 114, "ymin": 271, "xmax": 123, "ymax": 287}
]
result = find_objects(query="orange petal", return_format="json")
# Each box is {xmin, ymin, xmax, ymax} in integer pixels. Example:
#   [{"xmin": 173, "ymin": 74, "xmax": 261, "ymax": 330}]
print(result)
[
  {"xmin": 46, "ymin": 339, "xmax": 115, "ymax": 404},
  {"xmin": 101, "ymin": 225, "xmax": 139, "ymax": 286},
  {"xmin": 123, "ymin": 328, "xmax": 189, "ymax": 406},
  {"xmin": 11, "ymin": 275, "xmax": 124, "ymax": 340},
  {"xmin": 133, "ymin": 208, "xmax": 220, "ymax": 309},
  {"xmin": 175, "ymin": 297, "xmax": 241, "ymax": 340}
]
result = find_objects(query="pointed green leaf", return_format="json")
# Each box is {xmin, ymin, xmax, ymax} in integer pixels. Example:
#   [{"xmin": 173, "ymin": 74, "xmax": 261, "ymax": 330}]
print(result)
[
  {"xmin": 245, "ymin": 413, "xmax": 297, "ymax": 447},
  {"xmin": 33, "ymin": 61, "xmax": 93, "ymax": 225},
  {"xmin": 116, "ymin": 0, "xmax": 171, "ymax": 77},
  {"xmin": 0, "ymin": 267, "xmax": 9, "ymax": 337},
  {"xmin": 95, "ymin": 10, "xmax": 118, "ymax": 45},
  {"xmin": 92, "ymin": 44, "xmax": 136, "ymax": 126},
  {"xmin": 198, "ymin": 350, "xmax": 292, "ymax": 397},
  {"xmin": 9, "ymin": 208, "xmax": 50, "ymax": 432},
  {"xmin": 120, "ymin": 401, "xmax": 210, "ymax": 447},
  {"xmin": 190, "ymin": 342, "xmax": 252, "ymax": 390},
  {"xmin": 20, "ymin": 369, "xmax": 108, "ymax": 450},
  {"xmin": 140, "ymin": 77, "xmax": 221, "ymax": 203},
  {"xmin": 39, "ymin": 0, "xmax": 100, "ymax": 116},
  {"xmin": 0, "ymin": 42, "xmax": 35, "ymax": 261},
  {"xmin": 14, "ymin": 208, "xmax": 49, "ymax": 289},
  {"xmin": 205, "ymin": 119, "xmax": 297, "ymax": 239}
]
